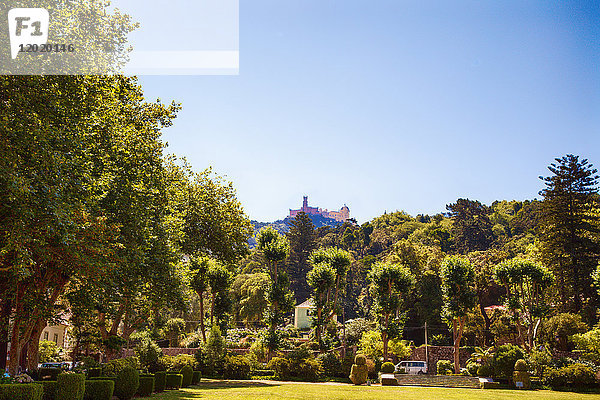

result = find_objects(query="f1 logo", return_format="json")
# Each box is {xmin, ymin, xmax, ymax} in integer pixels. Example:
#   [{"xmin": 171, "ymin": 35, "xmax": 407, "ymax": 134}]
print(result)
[{"xmin": 8, "ymin": 8, "xmax": 49, "ymax": 59}]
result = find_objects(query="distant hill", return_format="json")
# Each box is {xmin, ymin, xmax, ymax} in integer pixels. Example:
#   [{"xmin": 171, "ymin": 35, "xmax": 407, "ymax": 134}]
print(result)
[{"xmin": 248, "ymin": 214, "xmax": 344, "ymax": 248}]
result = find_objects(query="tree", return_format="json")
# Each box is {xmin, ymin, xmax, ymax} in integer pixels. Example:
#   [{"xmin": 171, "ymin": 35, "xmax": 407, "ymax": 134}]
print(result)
[
  {"xmin": 368, "ymin": 261, "xmax": 414, "ymax": 361},
  {"xmin": 206, "ymin": 261, "xmax": 233, "ymax": 331},
  {"xmin": 306, "ymin": 264, "xmax": 336, "ymax": 348},
  {"xmin": 446, "ymin": 199, "xmax": 494, "ymax": 254},
  {"xmin": 440, "ymin": 255, "xmax": 477, "ymax": 373},
  {"xmin": 257, "ymin": 227, "xmax": 293, "ymax": 358},
  {"xmin": 539, "ymin": 155, "xmax": 600, "ymax": 317},
  {"xmin": 286, "ymin": 212, "xmax": 318, "ymax": 303},
  {"xmin": 309, "ymin": 247, "xmax": 351, "ymax": 322},
  {"xmin": 164, "ymin": 318, "xmax": 186, "ymax": 347},
  {"xmin": 231, "ymin": 273, "xmax": 270, "ymax": 326},
  {"xmin": 189, "ymin": 256, "xmax": 211, "ymax": 342},
  {"xmin": 494, "ymin": 258, "xmax": 554, "ymax": 350}
]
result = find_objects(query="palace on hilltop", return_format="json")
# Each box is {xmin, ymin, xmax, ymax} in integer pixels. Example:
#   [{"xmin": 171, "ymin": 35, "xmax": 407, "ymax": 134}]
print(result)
[{"xmin": 289, "ymin": 196, "xmax": 350, "ymax": 222}]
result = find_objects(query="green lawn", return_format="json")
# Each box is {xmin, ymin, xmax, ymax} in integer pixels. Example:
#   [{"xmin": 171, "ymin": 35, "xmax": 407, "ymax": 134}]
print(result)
[{"xmin": 150, "ymin": 380, "xmax": 600, "ymax": 400}]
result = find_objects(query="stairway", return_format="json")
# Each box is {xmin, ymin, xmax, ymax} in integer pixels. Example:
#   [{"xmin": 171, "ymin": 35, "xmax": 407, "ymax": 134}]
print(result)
[{"xmin": 394, "ymin": 374, "xmax": 481, "ymax": 389}]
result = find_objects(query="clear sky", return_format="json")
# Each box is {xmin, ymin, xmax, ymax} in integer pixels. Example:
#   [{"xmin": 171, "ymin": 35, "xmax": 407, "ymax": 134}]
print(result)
[{"xmin": 117, "ymin": 0, "xmax": 599, "ymax": 223}]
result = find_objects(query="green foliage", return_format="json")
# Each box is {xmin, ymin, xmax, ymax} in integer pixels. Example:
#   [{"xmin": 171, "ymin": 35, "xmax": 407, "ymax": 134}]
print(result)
[
  {"xmin": 514, "ymin": 359, "xmax": 528, "ymax": 372},
  {"xmin": 180, "ymin": 365, "xmax": 193, "ymax": 387},
  {"xmin": 165, "ymin": 374, "xmax": 183, "ymax": 389},
  {"xmin": 56, "ymin": 373, "xmax": 85, "ymax": 400},
  {"xmin": 345, "ymin": 318, "xmax": 372, "ymax": 346},
  {"xmin": 114, "ymin": 367, "xmax": 139, "ymax": 400},
  {"xmin": 466, "ymin": 361, "xmax": 481, "ymax": 377},
  {"xmin": 542, "ymin": 313, "xmax": 589, "ymax": 351},
  {"xmin": 286, "ymin": 212, "xmax": 318, "ymax": 303},
  {"xmin": 223, "ymin": 355, "xmax": 251, "ymax": 380},
  {"xmin": 267, "ymin": 357, "xmax": 291, "ymax": 380},
  {"xmin": 492, "ymin": 344, "xmax": 525, "ymax": 379},
  {"xmin": 477, "ymin": 364, "xmax": 493, "ymax": 377},
  {"xmin": 359, "ymin": 331, "xmax": 383, "ymax": 360},
  {"xmin": 349, "ymin": 363, "xmax": 368, "ymax": 385},
  {"xmin": 87, "ymin": 368, "xmax": 101, "ymax": 378},
  {"xmin": 316, "ymin": 353, "xmax": 342, "ymax": 378},
  {"xmin": 39, "ymin": 340, "xmax": 63, "ymax": 363},
  {"xmin": 101, "ymin": 357, "xmax": 140, "ymax": 376},
  {"xmin": 192, "ymin": 371, "xmax": 202, "ymax": 385},
  {"xmin": 231, "ymin": 273, "xmax": 270, "ymax": 325},
  {"xmin": 440, "ymin": 256, "xmax": 477, "ymax": 319},
  {"xmin": 41, "ymin": 381, "xmax": 57, "ymax": 400},
  {"xmin": 380, "ymin": 362, "xmax": 395, "ymax": 373},
  {"xmin": 446, "ymin": 199, "xmax": 493, "ymax": 254},
  {"xmin": 153, "ymin": 371, "xmax": 166, "ymax": 392},
  {"xmin": 164, "ymin": 318, "xmax": 186, "ymax": 347},
  {"xmin": 135, "ymin": 376, "xmax": 154, "ymax": 397},
  {"xmin": 572, "ymin": 328, "xmax": 600, "ymax": 364},
  {"xmin": 544, "ymin": 364, "xmax": 597, "ymax": 390},
  {"xmin": 158, "ymin": 354, "xmax": 199, "ymax": 373},
  {"xmin": 354, "ymin": 354, "xmax": 367, "ymax": 366},
  {"xmin": 134, "ymin": 337, "xmax": 163, "ymax": 372},
  {"xmin": 83, "ymin": 380, "xmax": 114, "ymax": 400},
  {"xmin": 437, "ymin": 360, "xmax": 454, "ymax": 375},
  {"xmin": 0, "ymin": 384, "xmax": 43, "ymax": 400}
]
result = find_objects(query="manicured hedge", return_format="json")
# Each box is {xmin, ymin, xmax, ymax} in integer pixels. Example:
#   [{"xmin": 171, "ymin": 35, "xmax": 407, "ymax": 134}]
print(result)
[
  {"xmin": 165, "ymin": 373, "xmax": 183, "ymax": 389},
  {"xmin": 154, "ymin": 371, "xmax": 166, "ymax": 392},
  {"xmin": 0, "ymin": 383, "xmax": 44, "ymax": 400},
  {"xmin": 39, "ymin": 368, "xmax": 62, "ymax": 381},
  {"xmin": 87, "ymin": 368, "xmax": 102, "ymax": 378},
  {"xmin": 191, "ymin": 371, "xmax": 201, "ymax": 385},
  {"xmin": 136, "ymin": 376, "xmax": 155, "ymax": 397},
  {"xmin": 57, "ymin": 373, "xmax": 85, "ymax": 400},
  {"xmin": 41, "ymin": 381, "xmax": 58, "ymax": 400},
  {"xmin": 84, "ymin": 380, "xmax": 114, "ymax": 400},
  {"xmin": 114, "ymin": 367, "xmax": 139, "ymax": 400},
  {"xmin": 180, "ymin": 365, "xmax": 193, "ymax": 387}
]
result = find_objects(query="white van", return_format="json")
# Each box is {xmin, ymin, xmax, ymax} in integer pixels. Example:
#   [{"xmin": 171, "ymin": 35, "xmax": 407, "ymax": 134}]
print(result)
[{"xmin": 395, "ymin": 360, "xmax": 427, "ymax": 374}]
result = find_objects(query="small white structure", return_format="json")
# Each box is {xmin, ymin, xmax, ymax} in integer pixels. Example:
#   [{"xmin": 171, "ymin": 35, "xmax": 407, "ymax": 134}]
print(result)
[{"xmin": 293, "ymin": 299, "xmax": 338, "ymax": 329}]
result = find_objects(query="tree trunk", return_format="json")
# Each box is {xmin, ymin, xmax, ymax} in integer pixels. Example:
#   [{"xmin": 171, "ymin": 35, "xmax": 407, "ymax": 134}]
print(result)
[
  {"xmin": 199, "ymin": 292, "xmax": 206, "ymax": 343},
  {"xmin": 26, "ymin": 320, "xmax": 45, "ymax": 372},
  {"xmin": 0, "ymin": 298, "xmax": 12, "ymax": 372},
  {"xmin": 383, "ymin": 313, "xmax": 389, "ymax": 361},
  {"xmin": 453, "ymin": 317, "xmax": 464, "ymax": 374}
]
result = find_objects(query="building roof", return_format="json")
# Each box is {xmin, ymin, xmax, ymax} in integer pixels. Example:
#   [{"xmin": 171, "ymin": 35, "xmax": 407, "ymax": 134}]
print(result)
[{"xmin": 296, "ymin": 299, "xmax": 314, "ymax": 308}]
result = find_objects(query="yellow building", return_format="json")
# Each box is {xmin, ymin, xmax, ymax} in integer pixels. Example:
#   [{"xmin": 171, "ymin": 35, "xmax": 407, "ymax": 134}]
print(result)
[{"xmin": 40, "ymin": 323, "xmax": 69, "ymax": 349}]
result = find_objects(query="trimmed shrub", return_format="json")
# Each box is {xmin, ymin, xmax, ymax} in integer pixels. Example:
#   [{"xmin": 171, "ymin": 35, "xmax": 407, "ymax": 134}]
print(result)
[
  {"xmin": 267, "ymin": 357, "xmax": 290, "ymax": 380},
  {"xmin": 544, "ymin": 364, "xmax": 597, "ymax": 390},
  {"xmin": 101, "ymin": 357, "xmax": 140, "ymax": 377},
  {"xmin": 492, "ymin": 344, "xmax": 525, "ymax": 379},
  {"xmin": 114, "ymin": 366, "xmax": 139, "ymax": 400},
  {"xmin": 180, "ymin": 365, "xmax": 193, "ymax": 387},
  {"xmin": 136, "ymin": 376, "xmax": 155, "ymax": 397},
  {"xmin": 354, "ymin": 354, "xmax": 367, "ymax": 365},
  {"xmin": 294, "ymin": 358, "xmax": 322, "ymax": 382},
  {"xmin": 39, "ymin": 368, "xmax": 62, "ymax": 381},
  {"xmin": 437, "ymin": 360, "xmax": 454, "ymax": 375},
  {"xmin": 380, "ymin": 362, "xmax": 395, "ymax": 374},
  {"xmin": 191, "ymin": 371, "xmax": 201, "ymax": 385},
  {"xmin": 223, "ymin": 355, "xmax": 251, "ymax": 380},
  {"xmin": 316, "ymin": 353, "xmax": 342, "ymax": 378},
  {"xmin": 349, "ymin": 363, "xmax": 368, "ymax": 385},
  {"xmin": 56, "ymin": 373, "xmax": 85, "ymax": 400},
  {"xmin": 165, "ymin": 374, "xmax": 183, "ymax": 389},
  {"xmin": 41, "ymin": 381, "xmax": 57, "ymax": 400},
  {"xmin": 0, "ymin": 383, "xmax": 43, "ymax": 400},
  {"xmin": 83, "ymin": 380, "xmax": 114, "ymax": 400},
  {"xmin": 87, "ymin": 368, "xmax": 101, "ymax": 378},
  {"xmin": 154, "ymin": 371, "xmax": 166, "ymax": 392},
  {"xmin": 514, "ymin": 359, "xmax": 528, "ymax": 371},
  {"xmin": 478, "ymin": 364, "xmax": 493, "ymax": 377},
  {"xmin": 466, "ymin": 361, "xmax": 481, "ymax": 377}
]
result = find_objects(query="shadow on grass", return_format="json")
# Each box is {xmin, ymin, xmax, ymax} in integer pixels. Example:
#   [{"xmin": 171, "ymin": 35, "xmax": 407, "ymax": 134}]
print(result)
[{"xmin": 192, "ymin": 380, "xmax": 281, "ymax": 390}]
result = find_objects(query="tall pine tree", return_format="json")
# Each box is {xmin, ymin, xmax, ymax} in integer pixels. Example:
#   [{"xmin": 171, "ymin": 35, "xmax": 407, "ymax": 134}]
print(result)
[
  {"xmin": 287, "ymin": 212, "xmax": 317, "ymax": 303},
  {"xmin": 539, "ymin": 154, "xmax": 600, "ymax": 320}
]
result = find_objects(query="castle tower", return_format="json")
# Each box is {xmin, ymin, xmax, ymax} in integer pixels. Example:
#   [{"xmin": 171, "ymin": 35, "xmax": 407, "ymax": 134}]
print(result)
[{"xmin": 302, "ymin": 196, "xmax": 308, "ymax": 211}]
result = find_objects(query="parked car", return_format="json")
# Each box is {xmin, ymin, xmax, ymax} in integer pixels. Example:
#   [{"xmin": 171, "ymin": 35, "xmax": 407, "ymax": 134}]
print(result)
[
  {"xmin": 39, "ymin": 362, "xmax": 70, "ymax": 370},
  {"xmin": 395, "ymin": 361, "xmax": 427, "ymax": 374}
]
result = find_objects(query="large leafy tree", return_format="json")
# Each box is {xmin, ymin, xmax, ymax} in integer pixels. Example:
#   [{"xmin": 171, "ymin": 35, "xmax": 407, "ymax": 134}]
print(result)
[
  {"xmin": 494, "ymin": 258, "xmax": 554, "ymax": 350},
  {"xmin": 440, "ymin": 255, "xmax": 477, "ymax": 373},
  {"xmin": 257, "ymin": 227, "xmax": 293, "ymax": 358},
  {"xmin": 286, "ymin": 212, "xmax": 318, "ymax": 303},
  {"xmin": 446, "ymin": 199, "xmax": 494, "ymax": 254},
  {"xmin": 368, "ymin": 261, "xmax": 414, "ymax": 361},
  {"xmin": 539, "ymin": 155, "xmax": 600, "ymax": 318},
  {"xmin": 306, "ymin": 264, "xmax": 336, "ymax": 348}
]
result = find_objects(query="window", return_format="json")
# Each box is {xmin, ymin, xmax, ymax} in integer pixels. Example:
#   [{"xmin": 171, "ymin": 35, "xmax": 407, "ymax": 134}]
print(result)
[
  {"xmin": 53, "ymin": 334, "xmax": 58, "ymax": 344},
  {"xmin": 43, "ymin": 331, "xmax": 48, "ymax": 341}
]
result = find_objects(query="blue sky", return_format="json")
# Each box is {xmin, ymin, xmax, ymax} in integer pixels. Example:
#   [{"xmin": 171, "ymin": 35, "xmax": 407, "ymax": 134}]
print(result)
[{"xmin": 117, "ymin": 0, "xmax": 599, "ymax": 223}]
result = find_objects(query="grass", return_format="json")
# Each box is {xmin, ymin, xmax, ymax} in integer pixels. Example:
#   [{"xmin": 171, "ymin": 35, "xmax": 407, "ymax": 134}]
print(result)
[{"xmin": 150, "ymin": 380, "xmax": 600, "ymax": 400}]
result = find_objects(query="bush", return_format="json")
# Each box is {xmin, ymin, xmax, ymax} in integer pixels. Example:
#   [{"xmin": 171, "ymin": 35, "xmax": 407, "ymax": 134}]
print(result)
[
  {"xmin": 165, "ymin": 374, "xmax": 183, "ymax": 389},
  {"xmin": 135, "ymin": 376, "xmax": 154, "ymax": 397},
  {"xmin": 87, "ymin": 368, "xmax": 101, "ymax": 378},
  {"xmin": 492, "ymin": 344, "xmax": 525, "ymax": 379},
  {"xmin": 316, "ymin": 353, "xmax": 342, "ymax": 378},
  {"xmin": 154, "ymin": 371, "xmax": 166, "ymax": 392},
  {"xmin": 478, "ymin": 364, "xmax": 493, "ymax": 377},
  {"xmin": 514, "ymin": 359, "xmax": 528, "ymax": 372},
  {"xmin": 39, "ymin": 368, "xmax": 62, "ymax": 381},
  {"xmin": 542, "ymin": 313, "xmax": 588, "ymax": 351},
  {"xmin": 41, "ymin": 381, "xmax": 57, "ymax": 400},
  {"xmin": 83, "ymin": 380, "xmax": 114, "ymax": 400},
  {"xmin": 267, "ymin": 357, "xmax": 290, "ymax": 380},
  {"xmin": 544, "ymin": 364, "xmax": 597, "ymax": 390},
  {"xmin": 437, "ymin": 360, "xmax": 454, "ymax": 375},
  {"xmin": 56, "ymin": 373, "xmax": 85, "ymax": 400},
  {"xmin": 466, "ymin": 361, "xmax": 480, "ymax": 377},
  {"xmin": 223, "ymin": 355, "xmax": 251, "ymax": 380},
  {"xmin": 354, "ymin": 354, "xmax": 366, "ymax": 365},
  {"xmin": 380, "ymin": 362, "xmax": 395, "ymax": 374},
  {"xmin": 192, "ymin": 370, "xmax": 201, "ymax": 385},
  {"xmin": 135, "ymin": 338, "xmax": 163, "ymax": 372},
  {"xmin": 180, "ymin": 365, "xmax": 193, "ymax": 387},
  {"xmin": 294, "ymin": 358, "xmax": 322, "ymax": 381},
  {"xmin": 365, "ymin": 358, "xmax": 376, "ymax": 379},
  {"xmin": 102, "ymin": 357, "xmax": 140, "ymax": 377},
  {"xmin": 114, "ymin": 367, "xmax": 139, "ymax": 400},
  {"xmin": 349, "ymin": 362, "xmax": 368, "ymax": 385},
  {"xmin": 0, "ymin": 383, "xmax": 43, "ymax": 400}
]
